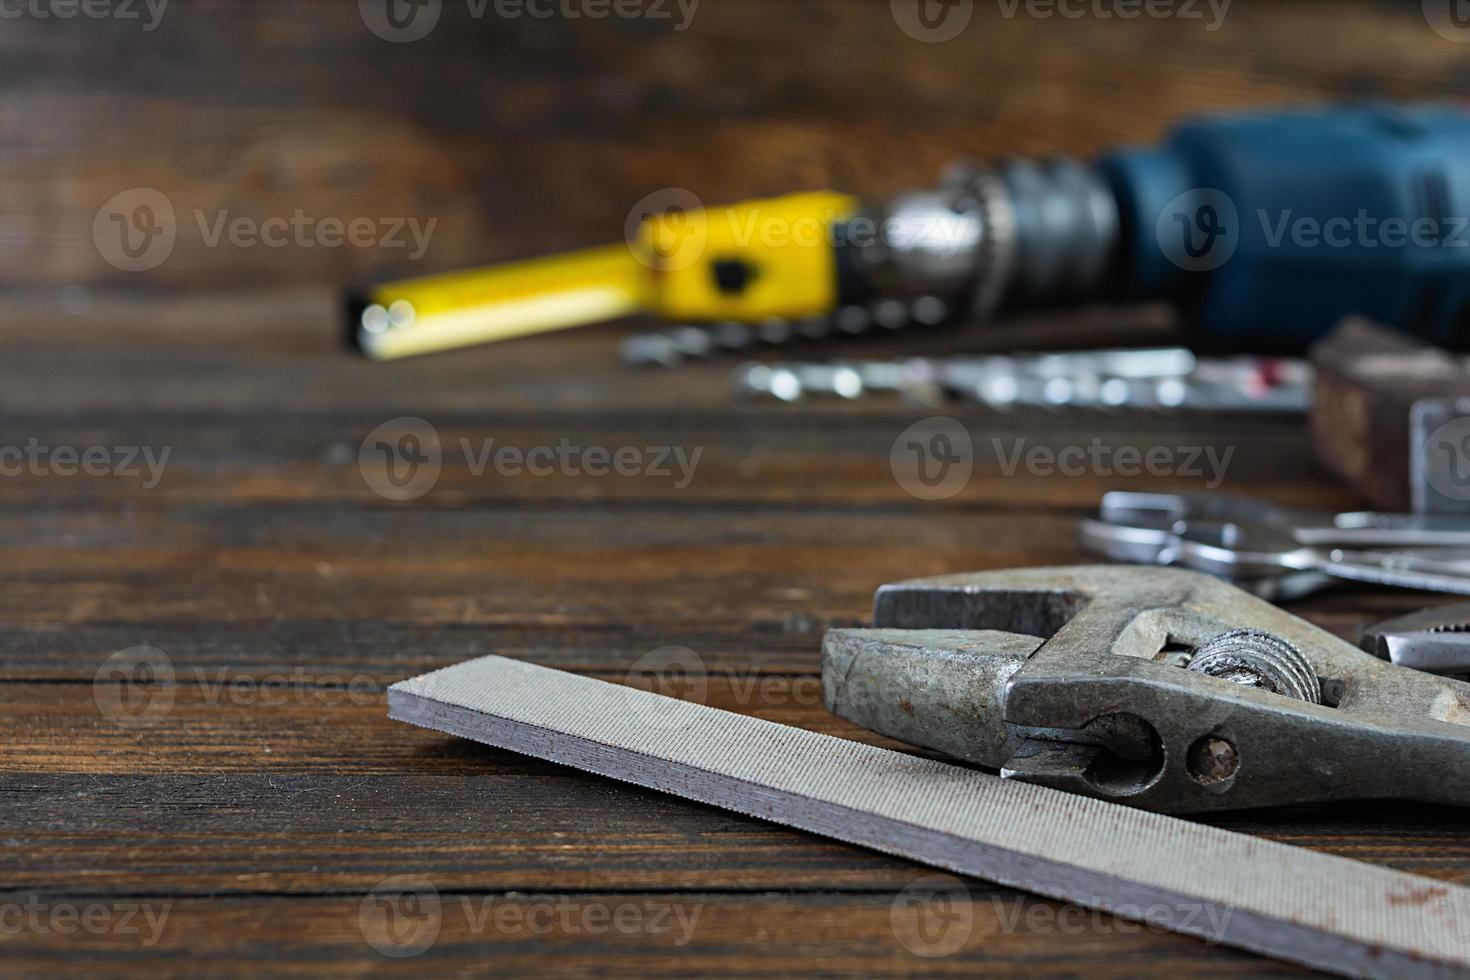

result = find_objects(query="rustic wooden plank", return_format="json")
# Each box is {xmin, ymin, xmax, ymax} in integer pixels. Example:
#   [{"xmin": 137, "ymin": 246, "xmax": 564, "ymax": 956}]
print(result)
[
  {"xmin": 2, "ymin": 684, "xmax": 1466, "ymax": 892},
  {"xmin": 0, "ymin": 891, "xmax": 1309, "ymax": 977},
  {"xmin": 5, "ymin": 767, "xmax": 1467, "ymax": 894},
  {"xmin": 0, "ymin": 502, "xmax": 1437, "ymax": 681}
]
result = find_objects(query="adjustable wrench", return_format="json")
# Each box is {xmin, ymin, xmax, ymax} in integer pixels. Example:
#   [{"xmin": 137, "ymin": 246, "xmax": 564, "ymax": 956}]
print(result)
[{"xmin": 823, "ymin": 566, "xmax": 1470, "ymax": 813}]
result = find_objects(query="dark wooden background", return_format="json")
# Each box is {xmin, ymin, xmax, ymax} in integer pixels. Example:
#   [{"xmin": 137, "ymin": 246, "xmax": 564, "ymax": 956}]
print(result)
[{"xmin": 3, "ymin": 0, "xmax": 1469, "ymax": 975}]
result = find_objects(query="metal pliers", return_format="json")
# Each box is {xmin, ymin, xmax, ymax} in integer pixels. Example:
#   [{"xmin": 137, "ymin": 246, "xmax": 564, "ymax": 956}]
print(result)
[
  {"xmin": 1080, "ymin": 491, "xmax": 1470, "ymax": 598},
  {"xmin": 822, "ymin": 565, "xmax": 1470, "ymax": 813},
  {"xmin": 1362, "ymin": 602, "xmax": 1470, "ymax": 677}
]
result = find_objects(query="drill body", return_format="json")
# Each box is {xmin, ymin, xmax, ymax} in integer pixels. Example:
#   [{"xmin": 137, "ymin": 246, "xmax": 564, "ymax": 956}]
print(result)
[{"xmin": 1099, "ymin": 105, "xmax": 1470, "ymax": 349}]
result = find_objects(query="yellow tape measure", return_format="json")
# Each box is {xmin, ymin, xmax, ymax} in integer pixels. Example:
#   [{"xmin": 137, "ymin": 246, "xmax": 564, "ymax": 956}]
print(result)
[{"xmin": 349, "ymin": 191, "xmax": 858, "ymax": 360}]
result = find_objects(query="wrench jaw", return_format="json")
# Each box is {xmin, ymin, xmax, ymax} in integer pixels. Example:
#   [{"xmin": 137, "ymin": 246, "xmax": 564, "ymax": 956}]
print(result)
[
  {"xmin": 820, "ymin": 628, "xmax": 1039, "ymax": 767},
  {"xmin": 824, "ymin": 565, "xmax": 1470, "ymax": 813}
]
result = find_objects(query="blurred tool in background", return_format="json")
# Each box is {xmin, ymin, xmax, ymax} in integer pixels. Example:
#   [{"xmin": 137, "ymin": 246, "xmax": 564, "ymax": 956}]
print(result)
[
  {"xmin": 729, "ymin": 347, "xmax": 1311, "ymax": 413},
  {"xmin": 1312, "ymin": 318, "xmax": 1470, "ymax": 514},
  {"xmin": 349, "ymin": 104, "xmax": 1470, "ymax": 361},
  {"xmin": 1081, "ymin": 490, "xmax": 1470, "ymax": 598}
]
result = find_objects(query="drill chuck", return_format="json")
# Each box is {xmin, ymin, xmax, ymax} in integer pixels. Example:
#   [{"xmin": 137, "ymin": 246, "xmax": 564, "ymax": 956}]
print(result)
[{"xmin": 858, "ymin": 157, "xmax": 1121, "ymax": 321}]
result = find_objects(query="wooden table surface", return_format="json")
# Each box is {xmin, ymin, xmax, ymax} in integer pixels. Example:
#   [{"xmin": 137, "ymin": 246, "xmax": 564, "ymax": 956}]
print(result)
[{"xmin": 4, "ymin": 1, "xmax": 1470, "ymax": 975}]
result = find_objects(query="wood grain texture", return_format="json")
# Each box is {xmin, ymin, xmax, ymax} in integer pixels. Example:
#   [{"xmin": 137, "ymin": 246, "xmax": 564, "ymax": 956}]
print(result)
[
  {"xmin": 4, "ymin": 1, "xmax": 1470, "ymax": 975},
  {"xmin": 4, "ymin": 0, "xmax": 1470, "ymax": 298}
]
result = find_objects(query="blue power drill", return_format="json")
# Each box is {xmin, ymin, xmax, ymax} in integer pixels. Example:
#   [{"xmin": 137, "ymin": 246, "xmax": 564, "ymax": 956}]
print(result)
[{"xmin": 838, "ymin": 102, "xmax": 1470, "ymax": 352}]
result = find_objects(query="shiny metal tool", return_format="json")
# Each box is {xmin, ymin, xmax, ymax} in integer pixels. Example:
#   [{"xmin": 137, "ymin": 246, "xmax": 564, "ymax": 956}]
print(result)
[
  {"xmin": 823, "ymin": 565, "xmax": 1470, "ymax": 813},
  {"xmin": 720, "ymin": 349, "xmax": 1311, "ymax": 413},
  {"xmin": 1361, "ymin": 602, "xmax": 1470, "ymax": 677},
  {"xmin": 1100, "ymin": 491, "xmax": 1470, "ymax": 548},
  {"xmin": 1082, "ymin": 491, "xmax": 1470, "ymax": 597}
]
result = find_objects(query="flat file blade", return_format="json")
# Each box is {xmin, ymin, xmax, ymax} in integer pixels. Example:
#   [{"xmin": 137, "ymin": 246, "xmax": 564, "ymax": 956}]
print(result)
[{"xmin": 389, "ymin": 655, "xmax": 1470, "ymax": 979}]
